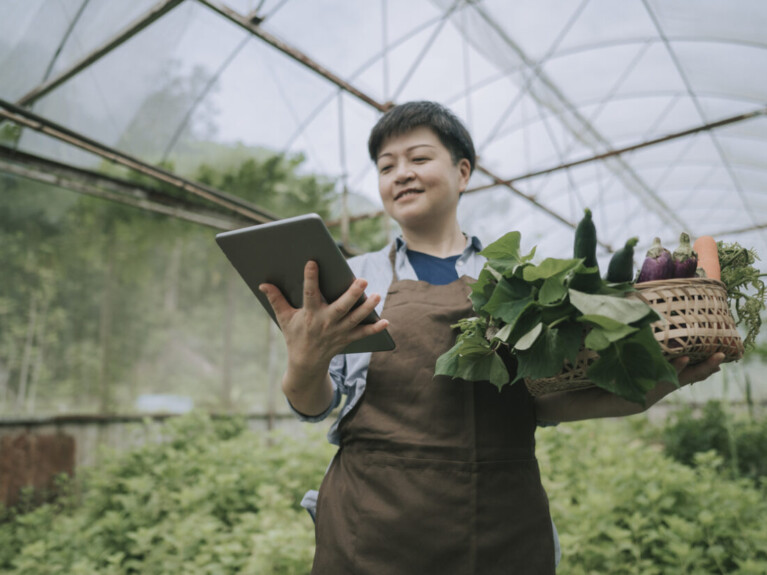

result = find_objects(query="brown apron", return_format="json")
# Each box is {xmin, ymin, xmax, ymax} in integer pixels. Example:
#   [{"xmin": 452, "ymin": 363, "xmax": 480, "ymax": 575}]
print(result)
[{"xmin": 312, "ymin": 249, "xmax": 555, "ymax": 575}]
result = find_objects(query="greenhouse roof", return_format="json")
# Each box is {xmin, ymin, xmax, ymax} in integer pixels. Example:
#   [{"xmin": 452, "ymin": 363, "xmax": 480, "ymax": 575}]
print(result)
[{"xmin": 2, "ymin": 0, "xmax": 767, "ymax": 262}]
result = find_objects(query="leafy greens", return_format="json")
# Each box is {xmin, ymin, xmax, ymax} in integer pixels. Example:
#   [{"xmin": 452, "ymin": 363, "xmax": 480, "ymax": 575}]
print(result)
[{"xmin": 435, "ymin": 231, "xmax": 678, "ymax": 404}]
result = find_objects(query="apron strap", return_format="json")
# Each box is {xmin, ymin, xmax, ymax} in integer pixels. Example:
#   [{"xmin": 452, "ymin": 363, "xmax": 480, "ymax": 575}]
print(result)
[{"xmin": 388, "ymin": 242, "xmax": 399, "ymax": 282}]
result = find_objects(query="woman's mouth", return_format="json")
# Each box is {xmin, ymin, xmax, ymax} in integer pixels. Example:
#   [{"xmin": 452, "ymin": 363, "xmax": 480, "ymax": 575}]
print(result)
[{"xmin": 394, "ymin": 189, "xmax": 423, "ymax": 201}]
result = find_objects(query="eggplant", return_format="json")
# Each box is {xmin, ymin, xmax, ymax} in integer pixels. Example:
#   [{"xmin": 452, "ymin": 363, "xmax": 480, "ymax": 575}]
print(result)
[
  {"xmin": 637, "ymin": 237, "xmax": 674, "ymax": 283},
  {"xmin": 672, "ymin": 232, "xmax": 698, "ymax": 278}
]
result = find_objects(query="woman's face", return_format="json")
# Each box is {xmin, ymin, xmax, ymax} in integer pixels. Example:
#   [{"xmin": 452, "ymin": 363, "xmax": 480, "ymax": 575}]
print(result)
[{"xmin": 376, "ymin": 126, "xmax": 471, "ymax": 233}]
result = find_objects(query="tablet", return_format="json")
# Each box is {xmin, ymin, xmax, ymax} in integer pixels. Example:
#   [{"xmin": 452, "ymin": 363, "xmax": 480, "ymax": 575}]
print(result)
[{"xmin": 215, "ymin": 213, "xmax": 395, "ymax": 354}]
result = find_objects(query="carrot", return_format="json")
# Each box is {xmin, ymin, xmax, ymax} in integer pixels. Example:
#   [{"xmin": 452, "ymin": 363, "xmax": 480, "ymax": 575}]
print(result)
[{"xmin": 693, "ymin": 235, "xmax": 720, "ymax": 280}]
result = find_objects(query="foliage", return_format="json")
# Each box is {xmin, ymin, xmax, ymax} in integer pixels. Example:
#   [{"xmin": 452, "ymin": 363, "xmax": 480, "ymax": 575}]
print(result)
[
  {"xmin": 538, "ymin": 419, "xmax": 767, "ymax": 574},
  {"xmin": 0, "ymin": 140, "xmax": 387, "ymax": 415},
  {"xmin": 1, "ymin": 415, "xmax": 766, "ymax": 573},
  {"xmin": 656, "ymin": 400, "xmax": 767, "ymax": 483},
  {"xmin": 435, "ymin": 231, "xmax": 677, "ymax": 402},
  {"xmin": 717, "ymin": 242, "xmax": 766, "ymax": 350},
  {"xmin": 0, "ymin": 413, "xmax": 335, "ymax": 574}
]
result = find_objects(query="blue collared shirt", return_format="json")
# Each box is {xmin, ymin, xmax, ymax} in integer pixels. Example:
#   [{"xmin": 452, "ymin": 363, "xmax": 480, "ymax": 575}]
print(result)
[{"xmin": 288, "ymin": 235, "xmax": 486, "ymax": 445}]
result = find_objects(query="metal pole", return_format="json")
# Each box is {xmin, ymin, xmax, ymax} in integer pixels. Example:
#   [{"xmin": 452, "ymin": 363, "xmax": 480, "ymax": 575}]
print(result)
[{"xmin": 0, "ymin": 98, "xmax": 278, "ymax": 223}]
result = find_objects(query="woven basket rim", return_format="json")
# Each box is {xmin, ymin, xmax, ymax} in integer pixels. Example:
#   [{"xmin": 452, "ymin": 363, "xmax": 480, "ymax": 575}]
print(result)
[{"xmin": 634, "ymin": 277, "xmax": 726, "ymax": 290}]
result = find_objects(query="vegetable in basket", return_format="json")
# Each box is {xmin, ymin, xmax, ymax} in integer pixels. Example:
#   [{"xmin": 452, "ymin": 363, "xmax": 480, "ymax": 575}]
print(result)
[
  {"xmin": 435, "ymin": 226, "xmax": 679, "ymax": 404},
  {"xmin": 637, "ymin": 237, "xmax": 673, "ymax": 283},
  {"xmin": 693, "ymin": 235, "xmax": 721, "ymax": 280},
  {"xmin": 671, "ymin": 232, "xmax": 698, "ymax": 279},
  {"xmin": 606, "ymin": 237, "xmax": 638, "ymax": 283},
  {"xmin": 574, "ymin": 208, "xmax": 598, "ymax": 269}
]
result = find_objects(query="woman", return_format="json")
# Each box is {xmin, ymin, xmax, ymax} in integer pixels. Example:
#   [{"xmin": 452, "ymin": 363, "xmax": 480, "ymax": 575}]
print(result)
[{"xmin": 259, "ymin": 101, "xmax": 724, "ymax": 574}]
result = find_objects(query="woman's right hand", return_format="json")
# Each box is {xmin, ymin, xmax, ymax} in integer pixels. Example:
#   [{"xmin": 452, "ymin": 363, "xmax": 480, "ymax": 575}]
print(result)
[{"xmin": 259, "ymin": 260, "xmax": 389, "ymax": 377}]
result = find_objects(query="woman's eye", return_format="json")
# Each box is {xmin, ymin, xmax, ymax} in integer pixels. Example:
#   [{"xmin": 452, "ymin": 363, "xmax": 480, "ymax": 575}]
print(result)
[
  {"xmin": 379, "ymin": 165, "xmax": 392, "ymax": 174},
  {"xmin": 413, "ymin": 157, "xmax": 429, "ymax": 163}
]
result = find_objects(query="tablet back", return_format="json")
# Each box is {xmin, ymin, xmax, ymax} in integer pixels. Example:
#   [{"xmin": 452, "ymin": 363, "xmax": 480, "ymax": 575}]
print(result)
[{"xmin": 216, "ymin": 213, "xmax": 395, "ymax": 354}]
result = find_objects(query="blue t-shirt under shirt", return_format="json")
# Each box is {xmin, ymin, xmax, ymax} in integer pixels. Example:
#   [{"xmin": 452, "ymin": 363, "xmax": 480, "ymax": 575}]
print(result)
[{"xmin": 406, "ymin": 249, "xmax": 460, "ymax": 285}]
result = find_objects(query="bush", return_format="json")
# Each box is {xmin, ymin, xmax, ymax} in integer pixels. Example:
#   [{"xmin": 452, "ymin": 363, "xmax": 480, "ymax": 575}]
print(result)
[
  {"xmin": 537, "ymin": 419, "xmax": 767, "ymax": 574},
  {"xmin": 0, "ymin": 413, "xmax": 335, "ymax": 574},
  {"xmin": 2, "ymin": 414, "xmax": 767, "ymax": 573},
  {"xmin": 660, "ymin": 401, "xmax": 767, "ymax": 482}
]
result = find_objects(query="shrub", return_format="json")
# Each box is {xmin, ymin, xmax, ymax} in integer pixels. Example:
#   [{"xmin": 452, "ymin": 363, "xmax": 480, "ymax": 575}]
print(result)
[
  {"xmin": 537, "ymin": 419, "xmax": 767, "ymax": 574},
  {"xmin": 0, "ymin": 413, "xmax": 334, "ymax": 574},
  {"xmin": 660, "ymin": 401, "xmax": 767, "ymax": 482},
  {"xmin": 2, "ymin": 414, "xmax": 767, "ymax": 573}
]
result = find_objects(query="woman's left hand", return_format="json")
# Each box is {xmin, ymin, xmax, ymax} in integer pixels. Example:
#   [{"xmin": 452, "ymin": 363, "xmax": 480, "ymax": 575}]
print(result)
[{"xmin": 672, "ymin": 352, "xmax": 726, "ymax": 386}]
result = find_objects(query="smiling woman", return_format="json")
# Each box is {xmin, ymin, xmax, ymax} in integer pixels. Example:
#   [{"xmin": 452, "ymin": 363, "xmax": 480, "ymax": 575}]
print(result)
[{"xmin": 259, "ymin": 100, "xmax": 723, "ymax": 575}]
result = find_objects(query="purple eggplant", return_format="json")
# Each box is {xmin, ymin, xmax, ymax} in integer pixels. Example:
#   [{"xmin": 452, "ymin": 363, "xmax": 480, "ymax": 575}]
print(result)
[
  {"xmin": 637, "ymin": 237, "xmax": 674, "ymax": 283},
  {"xmin": 672, "ymin": 232, "xmax": 698, "ymax": 278}
]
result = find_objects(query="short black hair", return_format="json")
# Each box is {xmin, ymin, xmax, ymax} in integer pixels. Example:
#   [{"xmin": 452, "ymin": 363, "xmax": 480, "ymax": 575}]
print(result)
[{"xmin": 368, "ymin": 101, "xmax": 476, "ymax": 173}]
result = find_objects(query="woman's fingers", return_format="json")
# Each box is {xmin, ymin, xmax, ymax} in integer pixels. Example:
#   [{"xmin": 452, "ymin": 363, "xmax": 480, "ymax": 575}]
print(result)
[
  {"xmin": 676, "ymin": 352, "xmax": 725, "ymax": 386},
  {"xmin": 258, "ymin": 283, "xmax": 295, "ymax": 325},
  {"xmin": 329, "ymin": 277, "xmax": 369, "ymax": 320},
  {"xmin": 302, "ymin": 260, "xmax": 323, "ymax": 310},
  {"xmin": 345, "ymin": 292, "xmax": 382, "ymax": 327}
]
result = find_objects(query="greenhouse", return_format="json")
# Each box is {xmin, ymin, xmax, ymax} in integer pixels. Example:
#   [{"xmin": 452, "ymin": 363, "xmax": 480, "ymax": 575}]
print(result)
[{"xmin": 1, "ymin": 1, "xmax": 766, "ymax": 573}]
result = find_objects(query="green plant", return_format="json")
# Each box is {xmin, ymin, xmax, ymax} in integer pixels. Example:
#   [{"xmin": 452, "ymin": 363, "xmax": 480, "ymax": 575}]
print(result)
[
  {"xmin": 435, "ymin": 230, "xmax": 677, "ymax": 402},
  {"xmin": 660, "ymin": 401, "xmax": 767, "ymax": 483},
  {"xmin": 0, "ymin": 413, "xmax": 335, "ymax": 574},
  {"xmin": 537, "ymin": 419, "xmax": 767, "ymax": 574}
]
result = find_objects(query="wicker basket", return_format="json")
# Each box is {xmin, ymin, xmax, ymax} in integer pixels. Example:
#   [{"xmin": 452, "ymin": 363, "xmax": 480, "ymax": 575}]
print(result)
[{"xmin": 524, "ymin": 277, "xmax": 744, "ymax": 397}]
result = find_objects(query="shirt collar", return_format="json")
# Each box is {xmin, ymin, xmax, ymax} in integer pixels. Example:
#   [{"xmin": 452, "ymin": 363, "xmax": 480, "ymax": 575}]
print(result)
[{"xmin": 394, "ymin": 234, "xmax": 483, "ymax": 256}]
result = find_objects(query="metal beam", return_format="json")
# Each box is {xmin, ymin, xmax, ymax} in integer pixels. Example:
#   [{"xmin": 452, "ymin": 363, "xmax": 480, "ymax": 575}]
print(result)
[
  {"xmin": 465, "ymin": 106, "xmax": 767, "ymax": 194},
  {"xmin": 713, "ymin": 221, "xmax": 767, "ymax": 237},
  {"xmin": 0, "ymin": 97, "xmax": 278, "ymax": 223},
  {"xmin": 16, "ymin": 0, "xmax": 187, "ymax": 107},
  {"xmin": 195, "ymin": 0, "xmax": 391, "ymax": 112},
  {"xmin": 196, "ymin": 3, "xmax": 602, "ymax": 241},
  {"xmin": 0, "ymin": 146, "xmax": 248, "ymax": 230}
]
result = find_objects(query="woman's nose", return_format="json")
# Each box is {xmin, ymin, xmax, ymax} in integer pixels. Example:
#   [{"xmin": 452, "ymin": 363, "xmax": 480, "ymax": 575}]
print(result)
[{"xmin": 394, "ymin": 163, "xmax": 414, "ymax": 184}]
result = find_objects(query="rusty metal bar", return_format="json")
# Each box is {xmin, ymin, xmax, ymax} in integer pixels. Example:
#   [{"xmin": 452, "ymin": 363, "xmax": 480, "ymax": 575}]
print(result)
[
  {"xmin": 16, "ymin": 0, "xmax": 187, "ymax": 107},
  {"xmin": 0, "ymin": 97, "xmax": 278, "ymax": 223},
  {"xmin": 713, "ymin": 221, "xmax": 767, "ymax": 237},
  {"xmin": 195, "ymin": 0, "xmax": 391, "ymax": 112},
  {"xmin": 0, "ymin": 146, "xmax": 248, "ymax": 230},
  {"xmin": 466, "ymin": 106, "xmax": 767, "ymax": 193},
  {"xmin": 194, "ymin": 3, "xmax": 598, "ymax": 240}
]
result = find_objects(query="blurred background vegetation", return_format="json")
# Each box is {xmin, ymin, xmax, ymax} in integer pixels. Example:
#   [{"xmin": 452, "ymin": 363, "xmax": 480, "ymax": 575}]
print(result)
[{"xmin": 0, "ymin": 146, "xmax": 388, "ymax": 417}]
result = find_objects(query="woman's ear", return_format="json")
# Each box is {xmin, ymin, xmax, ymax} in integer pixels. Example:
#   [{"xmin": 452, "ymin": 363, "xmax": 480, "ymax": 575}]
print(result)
[{"xmin": 457, "ymin": 158, "xmax": 472, "ymax": 193}]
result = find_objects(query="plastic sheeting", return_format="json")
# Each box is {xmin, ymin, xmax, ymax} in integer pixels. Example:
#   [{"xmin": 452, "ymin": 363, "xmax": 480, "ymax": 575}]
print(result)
[{"xmin": 2, "ymin": 0, "xmax": 767, "ymax": 260}]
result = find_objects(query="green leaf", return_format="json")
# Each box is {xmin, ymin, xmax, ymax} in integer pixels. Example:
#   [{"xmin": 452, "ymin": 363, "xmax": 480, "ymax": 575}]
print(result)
[
  {"xmin": 579, "ymin": 314, "xmax": 640, "ymax": 351},
  {"xmin": 586, "ymin": 341, "xmax": 657, "ymax": 404},
  {"xmin": 480, "ymin": 231, "xmax": 536, "ymax": 262},
  {"xmin": 434, "ymin": 341, "xmax": 463, "ymax": 379},
  {"xmin": 557, "ymin": 322, "xmax": 585, "ymax": 365},
  {"xmin": 515, "ymin": 325, "xmax": 570, "ymax": 382},
  {"xmin": 493, "ymin": 322, "xmax": 513, "ymax": 342},
  {"xmin": 539, "ymin": 275, "xmax": 569, "ymax": 305},
  {"xmin": 585, "ymin": 325, "xmax": 679, "ymax": 403},
  {"xmin": 569, "ymin": 289, "xmax": 654, "ymax": 324},
  {"xmin": 483, "ymin": 278, "xmax": 535, "ymax": 327},
  {"xmin": 468, "ymin": 267, "xmax": 497, "ymax": 314},
  {"xmin": 523, "ymin": 257, "xmax": 582, "ymax": 281},
  {"xmin": 456, "ymin": 352, "xmax": 510, "ymax": 389},
  {"xmin": 514, "ymin": 322, "xmax": 542, "ymax": 350},
  {"xmin": 584, "ymin": 328, "xmax": 612, "ymax": 351},
  {"xmin": 480, "ymin": 232, "xmax": 536, "ymax": 277}
]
